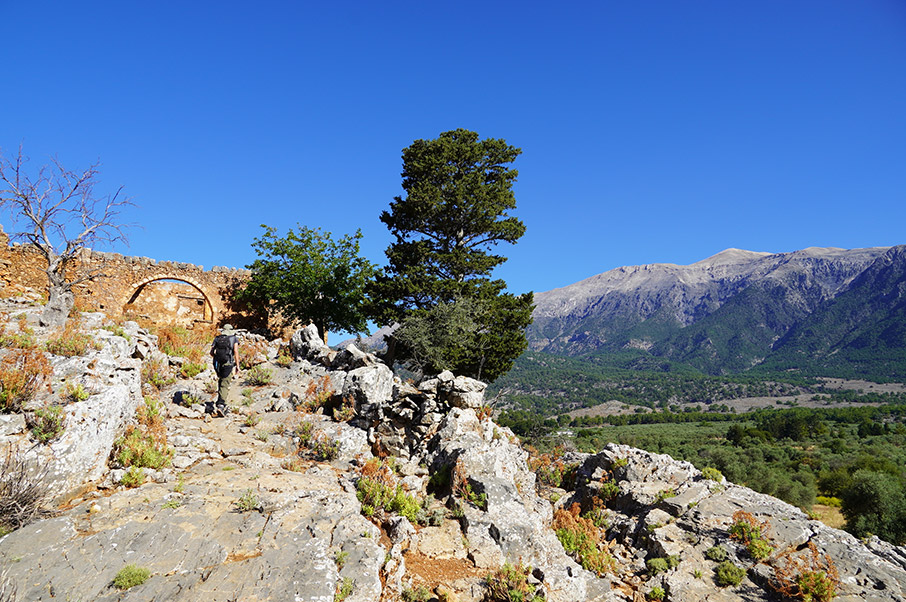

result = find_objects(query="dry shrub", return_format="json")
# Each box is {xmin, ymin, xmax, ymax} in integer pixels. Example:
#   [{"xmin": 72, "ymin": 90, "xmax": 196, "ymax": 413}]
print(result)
[
  {"xmin": 527, "ymin": 446, "xmax": 579, "ymax": 489},
  {"xmin": 156, "ymin": 324, "xmax": 213, "ymax": 363},
  {"xmin": 552, "ymin": 502, "xmax": 615, "ymax": 576},
  {"xmin": 45, "ymin": 315, "xmax": 97, "ymax": 357},
  {"xmin": 332, "ymin": 395, "xmax": 355, "ymax": 422},
  {"xmin": 0, "ymin": 313, "xmax": 36, "ymax": 350},
  {"xmin": 298, "ymin": 375, "xmax": 334, "ymax": 413},
  {"xmin": 112, "ymin": 397, "xmax": 172, "ymax": 469},
  {"xmin": 141, "ymin": 358, "xmax": 175, "ymax": 390},
  {"xmin": 238, "ymin": 340, "xmax": 267, "ymax": 369},
  {"xmin": 770, "ymin": 542, "xmax": 839, "ymax": 602},
  {"xmin": 0, "ymin": 447, "xmax": 52, "ymax": 533},
  {"xmin": 0, "ymin": 347, "xmax": 52, "ymax": 412}
]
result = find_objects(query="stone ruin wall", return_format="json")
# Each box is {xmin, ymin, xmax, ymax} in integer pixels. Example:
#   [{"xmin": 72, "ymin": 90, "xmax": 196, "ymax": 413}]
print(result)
[{"xmin": 0, "ymin": 229, "xmax": 252, "ymax": 329}]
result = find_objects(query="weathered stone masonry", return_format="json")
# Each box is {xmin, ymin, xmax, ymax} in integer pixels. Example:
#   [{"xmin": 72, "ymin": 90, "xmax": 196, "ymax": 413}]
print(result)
[{"xmin": 0, "ymin": 228, "xmax": 250, "ymax": 327}]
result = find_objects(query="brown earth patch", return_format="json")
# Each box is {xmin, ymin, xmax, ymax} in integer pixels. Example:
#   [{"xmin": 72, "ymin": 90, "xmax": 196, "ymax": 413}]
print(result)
[
  {"xmin": 812, "ymin": 504, "xmax": 846, "ymax": 529},
  {"xmin": 404, "ymin": 551, "xmax": 483, "ymax": 590}
]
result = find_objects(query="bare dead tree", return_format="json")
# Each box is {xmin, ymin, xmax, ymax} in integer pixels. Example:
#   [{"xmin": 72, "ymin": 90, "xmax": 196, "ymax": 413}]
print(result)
[{"xmin": 0, "ymin": 146, "xmax": 133, "ymax": 326}]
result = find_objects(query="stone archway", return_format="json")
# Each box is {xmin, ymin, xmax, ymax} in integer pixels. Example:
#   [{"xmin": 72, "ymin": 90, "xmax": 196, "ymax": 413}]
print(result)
[{"xmin": 124, "ymin": 275, "xmax": 217, "ymax": 326}]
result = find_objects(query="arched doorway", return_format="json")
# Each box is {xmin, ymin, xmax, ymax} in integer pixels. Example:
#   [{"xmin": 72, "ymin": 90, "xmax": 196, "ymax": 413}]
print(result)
[{"xmin": 123, "ymin": 276, "xmax": 215, "ymax": 327}]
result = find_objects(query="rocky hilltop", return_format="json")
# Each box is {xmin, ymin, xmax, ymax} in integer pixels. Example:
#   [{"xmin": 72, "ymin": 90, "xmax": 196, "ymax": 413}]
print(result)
[
  {"xmin": 0, "ymin": 304, "xmax": 905, "ymax": 601},
  {"xmin": 528, "ymin": 246, "xmax": 906, "ymax": 376}
]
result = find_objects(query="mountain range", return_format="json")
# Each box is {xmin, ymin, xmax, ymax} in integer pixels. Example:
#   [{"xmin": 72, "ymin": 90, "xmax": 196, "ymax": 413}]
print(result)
[{"xmin": 527, "ymin": 245, "xmax": 906, "ymax": 379}]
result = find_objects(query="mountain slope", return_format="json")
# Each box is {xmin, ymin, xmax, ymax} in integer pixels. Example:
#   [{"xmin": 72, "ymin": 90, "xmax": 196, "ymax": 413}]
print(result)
[{"xmin": 527, "ymin": 246, "xmax": 901, "ymax": 377}]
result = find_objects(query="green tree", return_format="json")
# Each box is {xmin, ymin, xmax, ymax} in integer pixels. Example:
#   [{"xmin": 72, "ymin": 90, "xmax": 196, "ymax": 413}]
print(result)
[
  {"xmin": 372, "ymin": 129, "xmax": 534, "ymax": 381},
  {"xmin": 239, "ymin": 225, "xmax": 376, "ymax": 341},
  {"xmin": 841, "ymin": 469, "xmax": 906, "ymax": 544}
]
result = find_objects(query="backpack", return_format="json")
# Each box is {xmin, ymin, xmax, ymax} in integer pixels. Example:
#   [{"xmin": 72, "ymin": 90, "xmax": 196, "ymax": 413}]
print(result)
[{"xmin": 212, "ymin": 334, "xmax": 235, "ymax": 366}]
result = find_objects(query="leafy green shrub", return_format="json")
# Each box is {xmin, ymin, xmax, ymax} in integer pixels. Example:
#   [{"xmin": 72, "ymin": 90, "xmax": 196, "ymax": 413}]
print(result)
[
  {"xmin": 655, "ymin": 488, "xmax": 676, "ymax": 503},
  {"xmin": 715, "ymin": 561, "xmax": 745, "ymax": 587},
  {"xmin": 702, "ymin": 467, "xmax": 724, "ymax": 481},
  {"xmin": 484, "ymin": 561, "xmax": 543, "ymax": 602},
  {"xmin": 334, "ymin": 550, "xmax": 349, "ymax": 569},
  {"xmin": 244, "ymin": 365, "xmax": 273, "ymax": 386},
  {"xmin": 29, "ymin": 405, "xmax": 64, "ymax": 443},
  {"xmin": 244, "ymin": 412, "xmax": 261, "ymax": 427},
  {"xmin": 120, "ymin": 466, "xmax": 146, "ymax": 488},
  {"xmin": 528, "ymin": 448, "xmax": 579, "ymax": 489},
  {"xmin": 646, "ymin": 555, "xmax": 679, "ymax": 575},
  {"xmin": 113, "ymin": 564, "xmax": 151, "ymax": 590},
  {"xmin": 705, "ymin": 546, "xmax": 728, "ymax": 562}
]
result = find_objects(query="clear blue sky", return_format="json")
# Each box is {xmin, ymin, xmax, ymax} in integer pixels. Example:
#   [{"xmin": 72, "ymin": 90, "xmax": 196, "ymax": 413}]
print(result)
[{"xmin": 3, "ymin": 1, "xmax": 905, "ymax": 331}]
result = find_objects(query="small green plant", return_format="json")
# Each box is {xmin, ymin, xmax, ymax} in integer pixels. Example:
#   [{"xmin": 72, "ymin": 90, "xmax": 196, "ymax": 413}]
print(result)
[
  {"xmin": 162, "ymin": 498, "xmax": 181, "ymax": 509},
  {"xmin": 715, "ymin": 561, "xmax": 745, "ymax": 587},
  {"xmin": 255, "ymin": 429, "xmax": 270, "ymax": 442},
  {"xmin": 334, "ymin": 577, "xmax": 354, "ymax": 602},
  {"xmin": 29, "ymin": 405, "xmax": 64, "ymax": 443},
  {"xmin": 244, "ymin": 412, "xmax": 261, "ymax": 427},
  {"xmin": 312, "ymin": 434, "xmax": 340, "ymax": 461},
  {"xmin": 332, "ymin": 395, "xmax": 355, "ymax": 422},
  {"xmin": 485, "ymin": 561, "xmax": 543, "ymax": 602},
  {"xmin": 234, "ymin": 488, "xmax": 259, "ymax": 512},
  {"xmin": 102, "ymin": 324, "xmax": 131, "ymax": 340},
  {"xmin": 701, "ymin": 467, "xmax": 724, "ymax": 481},
  {"xmin": 241, "ymin": 388, "xmax": 255, "ymax": 406},
  {"xmin": 612, "ymin": 457, "xmax": 629, "ymax": 468},
  {"xmin": 120, "ymin": 466, "xmax": 146, "ymax": 488},
  {"xmin": 112, "ymin": 564, "xmax": 151, "ymax": 590},
  {"xmin": 655, "ymin": 488, "xmax": 676, "ymax": 503},
  {"xmin": 693, "ymin": 569, "xmax": 703, "ymax": 579},
  {"xmin": 244, "ymin": 365, "xmax": 273, "ymax": 386},
  {"xmin": 646, "ymin": 586, "xmax": 665, "ymax": 601},
  {"xmin": 64, "ymin": 381, "xmax": 90, "ymax": 402},
  {"xmin": 334, "ymin": 549, "xmax": 349, "ymax": 569},
  {"xmin": 173, "ymin": 475, "xmax": 185, "ymax": 493},
  {"xmin": 705, "ymin": 546, "xmax": 728, "ymax": 562},
  {"xmin": 274, "ymin": 348, "xmax": 293, "ymax": 367}
]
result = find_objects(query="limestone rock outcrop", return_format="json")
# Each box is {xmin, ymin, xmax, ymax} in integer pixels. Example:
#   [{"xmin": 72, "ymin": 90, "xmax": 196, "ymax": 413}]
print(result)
[{"xmin": 1, "ymin": 316, "xmax": 905, "ymax": 601}]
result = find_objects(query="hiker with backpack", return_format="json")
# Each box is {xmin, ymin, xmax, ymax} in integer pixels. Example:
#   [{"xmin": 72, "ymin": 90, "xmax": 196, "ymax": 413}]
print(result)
[{"xmin": 209, "ymin": 324, "xmax": 240, "ymax": 416}]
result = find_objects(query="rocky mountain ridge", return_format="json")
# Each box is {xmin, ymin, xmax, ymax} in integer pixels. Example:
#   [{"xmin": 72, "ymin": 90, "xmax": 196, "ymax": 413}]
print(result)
[
  {"xmin": 0, "ymin": 306, "xmax": 904, "ymax": 600},
  {"xmin": 528, "ymin": 245, "xmax": 904, "ymax": 376}
]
